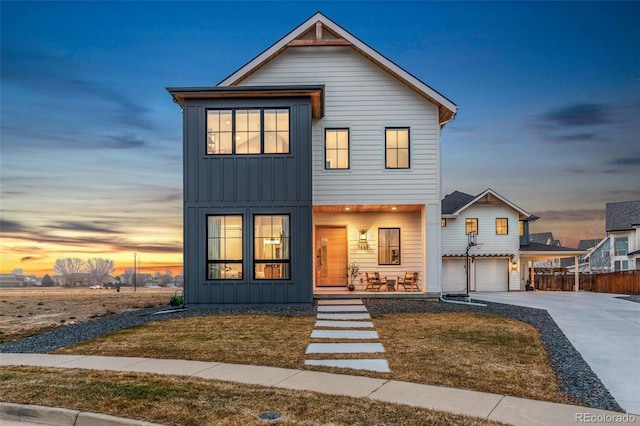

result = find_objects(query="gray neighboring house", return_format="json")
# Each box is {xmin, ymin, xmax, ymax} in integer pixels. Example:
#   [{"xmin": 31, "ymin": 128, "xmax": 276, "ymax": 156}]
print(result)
[{"xmin": 605, "ymin": 200, "xmax": 640, "ymax": 271}]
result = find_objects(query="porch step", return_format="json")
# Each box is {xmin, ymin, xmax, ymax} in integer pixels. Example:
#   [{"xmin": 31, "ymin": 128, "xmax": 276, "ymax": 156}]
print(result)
[
  {"xmin": 317, "ymin": 305, "xmax": 368, "ymax": 313},
  {"xmin": 304, "ymin": 299, "xmax": 390, "ymax": 373}
]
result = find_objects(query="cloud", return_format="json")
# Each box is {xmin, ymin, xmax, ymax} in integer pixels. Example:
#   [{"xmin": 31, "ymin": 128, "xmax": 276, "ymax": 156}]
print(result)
[
  {"xmin": 45, "ymin": 221, "xmax": 124, "ymax": 235},
  {"xmin": 20, "ymin": 256, "xmax": 42, "ymax": 263},
  {"xmin": 0, "ymin": 219, "xmax": 29, "ymax": 233},
  {"xmin": 542, "ymin": 103, "xmax": 611, "ymax": 127},
  {"xmin": 534, "ymin": 208, "xmax": 605, "ymax": 222},
  {"xmin": 609, "ymin": 153, "xmax": 640, "ymax": 167}
]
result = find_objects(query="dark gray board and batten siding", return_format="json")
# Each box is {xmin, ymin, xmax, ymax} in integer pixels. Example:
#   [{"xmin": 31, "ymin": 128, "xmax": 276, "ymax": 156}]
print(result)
[{"xmin": 182, "ymin": 97, "xmax": 313, "ymax": 305}]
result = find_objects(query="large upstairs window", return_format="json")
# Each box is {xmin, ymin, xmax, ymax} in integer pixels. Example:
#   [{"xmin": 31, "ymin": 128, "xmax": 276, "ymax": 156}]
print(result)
[{"xmin": 207, "ymin": 109, "xmax": 289, "ymax": 155}]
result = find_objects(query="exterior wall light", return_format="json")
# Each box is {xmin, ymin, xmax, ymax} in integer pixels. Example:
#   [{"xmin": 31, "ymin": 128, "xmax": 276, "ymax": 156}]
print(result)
[{"xmin": 359, "ymin": 229, "xmax": 369, "ymax": 250}]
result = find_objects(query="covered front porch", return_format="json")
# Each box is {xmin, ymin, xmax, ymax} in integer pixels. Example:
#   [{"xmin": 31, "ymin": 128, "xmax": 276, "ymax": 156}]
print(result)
[{"xmin": 311, "ymin": 203, "xmax": 437, "ymax": 297}]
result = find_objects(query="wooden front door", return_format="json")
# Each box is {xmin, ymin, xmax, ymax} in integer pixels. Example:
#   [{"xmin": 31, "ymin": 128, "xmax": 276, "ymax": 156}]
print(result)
[{"xmin": 315, "ymin": 226, "xmax": 348, "ymax": 287}]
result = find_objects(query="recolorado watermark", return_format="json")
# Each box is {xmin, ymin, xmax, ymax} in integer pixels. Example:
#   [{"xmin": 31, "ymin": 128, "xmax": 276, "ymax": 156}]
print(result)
[{"xmin": 576, "ymin": 413, "xmax": 637, "ymax": 423}]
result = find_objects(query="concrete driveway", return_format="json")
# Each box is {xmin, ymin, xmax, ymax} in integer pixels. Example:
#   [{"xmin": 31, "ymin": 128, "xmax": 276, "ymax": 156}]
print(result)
[{"xmin": 474, "ymin": 291, "xmax": 640, "ymax": 415}]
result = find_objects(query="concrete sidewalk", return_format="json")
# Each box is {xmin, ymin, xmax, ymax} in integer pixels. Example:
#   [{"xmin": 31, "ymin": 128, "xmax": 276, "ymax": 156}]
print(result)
[
  {"xmin": 1, "ymin": 353, "xmax": 635, "ymax": 426},
  {"xmin": 474, "ymin": 291, "xmax": 640, "ymax": 415}
]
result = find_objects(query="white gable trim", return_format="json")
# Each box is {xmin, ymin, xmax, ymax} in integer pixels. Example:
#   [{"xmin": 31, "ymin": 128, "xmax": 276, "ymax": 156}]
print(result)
[
  {"xmin": 451, "ymin": 188, "xmax": 533, "ymax": 219},
  {"xmin": 218, "ymin": 12, "xmax": 457, "ymax": 124}
]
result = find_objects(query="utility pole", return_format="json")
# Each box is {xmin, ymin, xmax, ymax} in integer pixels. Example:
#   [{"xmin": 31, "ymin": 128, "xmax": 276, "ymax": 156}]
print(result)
[{"xmin": 133, "ymin": 252, "xmax": 137, "ymax": 292}]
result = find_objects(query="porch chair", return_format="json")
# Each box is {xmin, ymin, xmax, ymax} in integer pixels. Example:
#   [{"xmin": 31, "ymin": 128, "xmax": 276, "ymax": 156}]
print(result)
[
  {"xmin": 397, "ymin": 272, "xmax": 420, "ymax": 291},
  {"xmin": 365, "ymin": 272, "xmax": 386, "ymax": 291}
]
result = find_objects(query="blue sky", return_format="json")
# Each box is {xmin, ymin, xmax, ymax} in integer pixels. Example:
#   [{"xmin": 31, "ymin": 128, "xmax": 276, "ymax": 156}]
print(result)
[{"xmin": 1, "ymin": 1, "xmax": 639, "ymax": 274}]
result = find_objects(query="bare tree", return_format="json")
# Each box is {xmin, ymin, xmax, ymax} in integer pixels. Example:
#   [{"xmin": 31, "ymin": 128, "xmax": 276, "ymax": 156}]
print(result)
[
  {"xmin": 11, "ymin": 268, "xmax": 24, "ymax": 276},
  {"xmin": 86, "ymin": 258, "xmax": 115, "ymax": 285},
  {"xmin": 53, "ymin": 258, "xmax": 85, "ymax": 287}
]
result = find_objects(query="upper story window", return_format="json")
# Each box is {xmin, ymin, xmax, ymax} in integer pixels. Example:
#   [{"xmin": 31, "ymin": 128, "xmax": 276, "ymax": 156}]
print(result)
[
  {"xmin": 614, "ymin": 236, "xmax": 628, "ymax": 256},
  {"xmin": 519, "ymin": 221, "xmax": 524, "ymax": 236},
  {"xmin": 441, "ymin": 218, "xmax": 447, "ymax": 227},
  {"xmin": 325, "ymin": 129, "xmax": 349, "ymax": 169},
  {"xmin": 385, "ymin": 128, "xmax": 410, "ymax": 169},
  {"xmin": 465, "ymin": 218, "xmax": 478, "ymax": 235},
  {"xmin": 207, "ymin": 109, "xmax": 289, "ymax": 155},
  {"xmin": 496, "ymin": 218, "xmax": 508, "ymax": 235}
]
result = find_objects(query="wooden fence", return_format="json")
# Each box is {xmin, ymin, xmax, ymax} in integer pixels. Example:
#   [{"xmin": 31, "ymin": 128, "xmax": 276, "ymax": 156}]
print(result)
[{"xmin": 534, "ymin": 270, "xmax": 640, "ymax": 295}]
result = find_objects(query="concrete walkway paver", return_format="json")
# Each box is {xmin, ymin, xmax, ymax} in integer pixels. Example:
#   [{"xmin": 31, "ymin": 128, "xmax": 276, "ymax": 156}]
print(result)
[{"xmin": 474, "ymin": 291, "xmax": 640, "ymax": 415}]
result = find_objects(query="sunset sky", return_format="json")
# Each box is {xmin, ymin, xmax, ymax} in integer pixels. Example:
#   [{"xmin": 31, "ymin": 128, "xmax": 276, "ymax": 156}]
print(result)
[{"xmin": 1, "ymin": 1, "xmax": 639, "ymax": 276}]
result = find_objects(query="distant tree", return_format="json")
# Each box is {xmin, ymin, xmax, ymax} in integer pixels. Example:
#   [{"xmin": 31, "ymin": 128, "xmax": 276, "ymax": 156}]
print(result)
[
  {"xmin": 86, "ymin": 258, "xmax": 115, "ymax": 284},
  {"xmin": 41, "ymin": 274, "xmax": 54, "ymax": 287},
  {"xmin": 53, "ymin": 258, "xmax": 85, "ymax": 287},
  {"xmin": 11, "ymin": 268, "xmax": 24, "ymax": 276}
]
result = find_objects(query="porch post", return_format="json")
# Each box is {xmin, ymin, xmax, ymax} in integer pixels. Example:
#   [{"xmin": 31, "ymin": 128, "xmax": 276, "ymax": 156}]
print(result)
[
  {"xmin": 574, "ymin": 255, "xmax": 579, "ymax": 292},
  {"xmin": 530, "ymin": 260, "xmax": 535, "ymax": 289}
]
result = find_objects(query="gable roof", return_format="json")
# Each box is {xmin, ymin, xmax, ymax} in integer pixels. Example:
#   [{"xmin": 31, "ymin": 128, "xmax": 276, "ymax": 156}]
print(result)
[
  {"xmin": 529, "ymin": 232, "xmax": 560, "ymax": 246},
  {"xmin": 218, "ymin": 12, "xmax": 458, "ymax": 126},
  {"xmin": 441, "ymin": 188, "xmax": 536, "ymax": 220},
  {"xmin": 606, "ymin": 200, "xmax": 640, "ymax": 232}
]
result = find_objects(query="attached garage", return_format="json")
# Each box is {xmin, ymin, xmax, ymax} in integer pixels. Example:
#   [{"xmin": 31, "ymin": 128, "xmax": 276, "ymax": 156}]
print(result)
[
  {"xmin": 442, "ymin": 258, "xmax": 467, "ymax": 293},
  {"xmin": 473, "ymin": 258, "xmax": 508, "ymax": 292}
]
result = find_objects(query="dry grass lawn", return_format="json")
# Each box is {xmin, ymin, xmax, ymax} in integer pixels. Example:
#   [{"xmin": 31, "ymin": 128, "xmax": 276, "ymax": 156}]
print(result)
[
  {"xmin": 0, "ymin": 287, "xmax": 175, "ymax": 343},
  {"xmin": 0, "ymin": 289, "xmax": 569, "ymax": 424},
  {"xmin": 0, "ymin": 366, "xmax": 508, "ymax": 426}
]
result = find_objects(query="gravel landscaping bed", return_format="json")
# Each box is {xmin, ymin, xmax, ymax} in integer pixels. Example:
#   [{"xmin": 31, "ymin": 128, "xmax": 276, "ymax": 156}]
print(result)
[{"xmin": 0, "ymin": 297, "xmax": 622, "ymax": 412}]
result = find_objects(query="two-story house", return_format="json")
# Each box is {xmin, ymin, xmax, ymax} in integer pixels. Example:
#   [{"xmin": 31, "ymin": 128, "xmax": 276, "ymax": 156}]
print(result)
[
  {"xmin": 168, "ymin": 13, "xmax": 458, "ymax": 305},
  {"xmin": 441, "ymin": 189, "xmax": 537, "ymax": 292},
  {"xmin": 606, "ymin": 200, "xmax": 640, "ymax": 271}
]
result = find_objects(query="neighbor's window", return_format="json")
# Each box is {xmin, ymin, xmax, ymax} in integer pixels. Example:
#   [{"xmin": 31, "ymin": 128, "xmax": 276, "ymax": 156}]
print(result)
[
  {"xmin": 206, "ymin": 108, "xmax": 289, "ymax": 155},
  {"xmin": 385, "ymin": 128, "xmax": 409, "ymax": 168},
  {"xmin": 325, "ymin": 129, "xmax": 349, "ymax": 169},
  {"xmin": 254, "ymin": 215, "xmax": 290, "ymax": 279},
  {"xmin": 465, "ymin": 218, "xmax": 478, "ymax": 235},
  {"xmin": 614, "ymin": 260, "xmax": 629, "ymax": 271},
  {"xmin": 379, "ymin": 228, "xmax": 400, "ymax": 265},
  {"xmin": 207, "ymin": 215, "xmax": 243, "ymax": 280},
  {"xmin": 614, "ymin": 237, "xmax": 628, "ymax": 256},
  {"xmin": 441, "ymin": 218, "xmax": 447, "ymax": 227},
  {"xmin": 496, "ymin": 218, "xmax": 508, "ymax": 235}
]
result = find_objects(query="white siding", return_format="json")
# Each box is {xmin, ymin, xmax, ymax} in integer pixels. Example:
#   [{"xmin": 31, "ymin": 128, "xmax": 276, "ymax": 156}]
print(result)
[
  {"xmin": 441, "ymin": 203, "xmax": 522, "ymax": 291},
  {"xmin": 314, "ymin": 212, "xmax": 423, "ymax": 291},
  {"xmin": 238, "ymin": 46, "xmax": 442, "ymax": 205},
  {"xmin": 441, "ymin": 204, "xmax": 520, "ymax": 256}
]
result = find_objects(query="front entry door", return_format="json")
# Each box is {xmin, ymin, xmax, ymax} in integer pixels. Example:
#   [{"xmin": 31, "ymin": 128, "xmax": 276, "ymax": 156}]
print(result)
[{"xmin": 315, "ymin": 226, "xmax": 348, "ymax": 287}]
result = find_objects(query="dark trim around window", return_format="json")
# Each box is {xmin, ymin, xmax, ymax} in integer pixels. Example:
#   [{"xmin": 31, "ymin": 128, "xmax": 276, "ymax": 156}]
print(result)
[
  {"xmin": 378, "ymin": 228, "xmax": 401, "ymax": 265},
  {"xmin": 385, "ymin": 127, "xmax": 410, "ymax": 169},
  {"xmin": 324, "ymin": 128, "xmax": 350, "ymax": 169}
]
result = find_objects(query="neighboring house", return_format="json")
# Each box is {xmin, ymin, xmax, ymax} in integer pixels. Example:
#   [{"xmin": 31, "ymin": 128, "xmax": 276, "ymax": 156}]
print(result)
[
  {"xmin": 529, "ymin": 232, "xmax": 562, "ymax": 270},
  {"xmin": 441, "ymin": 189, "xmax": 537, "ymax": 292},
  {"xmin": 564, "ymin": 239, "xmax": 605, "ymax": 272},
  {"xmin": 168, "ymin": 12, "xmax": 458, "ymax": 304},
  {"xmin": 582, "ymin": 237, "xmax": 612, "ymax": 273},
  {"xmin": 606, "ymin": 200, "xmax": 640, "ymax": 271}
]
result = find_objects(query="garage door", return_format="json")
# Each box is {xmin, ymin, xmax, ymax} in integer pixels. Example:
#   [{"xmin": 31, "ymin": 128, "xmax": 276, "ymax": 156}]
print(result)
[
  {"xmin": 442, "ymin": 259, "xmax": 467, "ymax": 293},
  {"xmin": 474, "ymin": 259, "xmax": 508, "ymax": 292}
]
